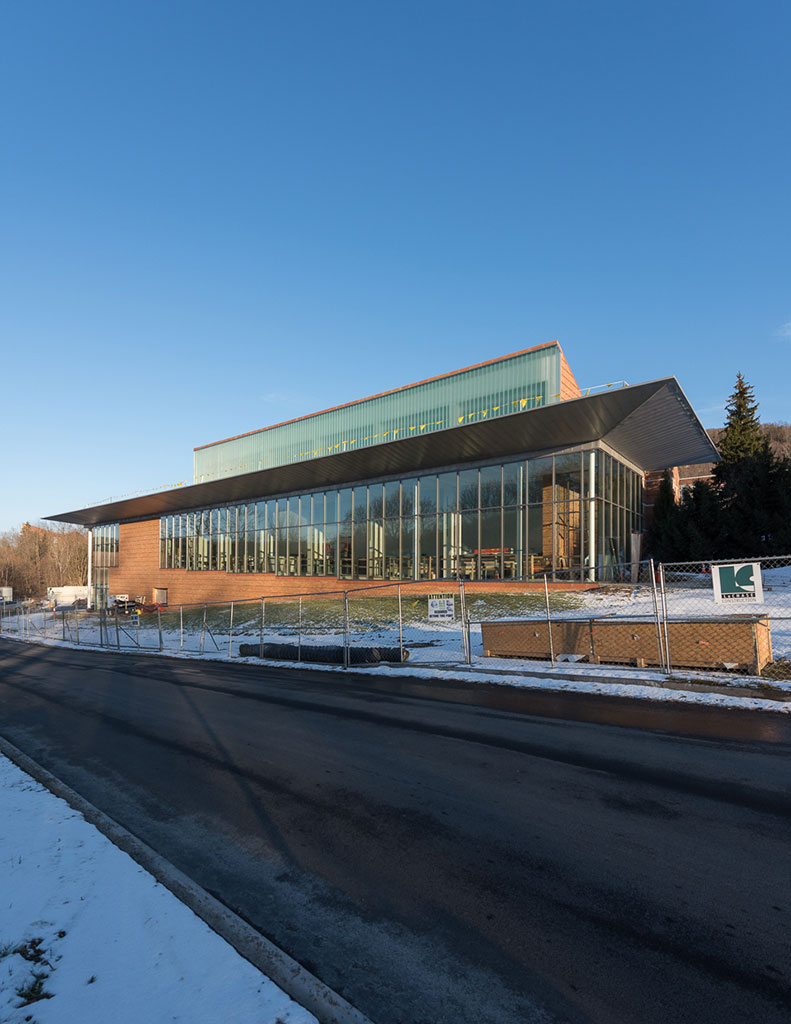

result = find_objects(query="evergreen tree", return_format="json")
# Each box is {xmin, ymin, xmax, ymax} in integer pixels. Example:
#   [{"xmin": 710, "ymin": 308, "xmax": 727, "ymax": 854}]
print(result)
[
  {"xmin": 715, "ymin": 373, "xmax": 764, "ymax": 467},
  {"xmin": 675, "ymin": 480, "xmax": 725, "ymax": 561},
  {"xmin": 718, "ymin": 440, "xmax": 778, "ymax": 555}
]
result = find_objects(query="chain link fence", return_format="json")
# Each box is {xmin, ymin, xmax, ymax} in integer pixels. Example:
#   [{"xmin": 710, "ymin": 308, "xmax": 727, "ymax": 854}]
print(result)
[
  {"xmin": 468, "ymin": 560, "xmax": 665, "ymax": 670},
  {"xmin": 2, "ymin": 555, "xmax": 790, "ymax": 677},
  {"xmin": 657, "ymin": 555, "xmax": 791, "ymax": 678}
]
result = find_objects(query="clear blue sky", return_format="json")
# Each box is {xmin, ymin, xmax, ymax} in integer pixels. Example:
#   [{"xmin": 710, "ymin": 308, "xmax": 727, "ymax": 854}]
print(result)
[{"xmin": 1, "ymin": 0, "xmax": 789, "ymax": 532}]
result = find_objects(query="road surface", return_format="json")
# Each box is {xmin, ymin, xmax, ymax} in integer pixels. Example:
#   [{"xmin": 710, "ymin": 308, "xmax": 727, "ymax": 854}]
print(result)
[{"xmin": 0, "ymin": 639, "xmax": 789, "ymax": 1024}]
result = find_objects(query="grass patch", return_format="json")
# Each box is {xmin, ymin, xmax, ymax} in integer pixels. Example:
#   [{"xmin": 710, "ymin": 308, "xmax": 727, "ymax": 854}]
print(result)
[
  {"xmin": 143, "ymin": 591, "xmax": 589, "ymax": 639},
  {"xmin": 760, "ymin": 659, "xmax": 791, "ymax": 681},
  {"xmin": 8, "ymin": 938, "xmax": 49, "ymax": 965},
  {"xmin": 16, "ymin": 970, "xmax": 53, "ymax": 1006}
]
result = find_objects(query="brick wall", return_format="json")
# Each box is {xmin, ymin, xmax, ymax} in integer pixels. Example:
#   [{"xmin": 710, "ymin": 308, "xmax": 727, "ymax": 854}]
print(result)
[
  {"xmin": 559, "ymin": 351, "xmax": 582, "ymax": 399},
  {"xmin": 108, "ymin": 518, "xmax": 596, "ymax": 605}
]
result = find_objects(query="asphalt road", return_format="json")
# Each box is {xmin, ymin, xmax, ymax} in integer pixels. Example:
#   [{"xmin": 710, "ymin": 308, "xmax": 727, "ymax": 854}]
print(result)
[{"xmin": 0, "ymin": 639, "xmax": 789, "ymax": 1024}]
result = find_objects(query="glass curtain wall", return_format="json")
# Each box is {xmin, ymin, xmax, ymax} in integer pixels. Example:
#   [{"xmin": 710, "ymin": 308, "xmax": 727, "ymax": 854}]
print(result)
[
  {"xmin": 92, "ymin": 523, "xmax": 119, "ymax": 608},
  {"xmin": 194, "ymin": 344, "xmax": 563, "ymax": 482},
  {"xmin": 157, "ymin": 449, "xmax": 642, "ymax": 582}
]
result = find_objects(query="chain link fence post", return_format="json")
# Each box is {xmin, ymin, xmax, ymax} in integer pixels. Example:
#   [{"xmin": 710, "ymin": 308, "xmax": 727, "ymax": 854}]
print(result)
[
  {"xmin": 75, "ymin": 609, "xmax": 80, "ymax": 645},
  {"xmin": 115, "ymin": 606, "xmax": 121, "ymax": 649},
  {"xmin": 259, "ymin": 597, "xmax": 265, "ymax": 659},
  {"xmin": 298, "ymin": 595, "xmax": 302, "ymax": 663},
  {"xmin": 658, "ymin": 562, "xmax": 672, "ymax": 674},
  {"xmin": 458, "ymin": 580, "xmax": 471, "ymax": 665},
  {"xmin": 200, "ymin": 604, "xmax": 207, "ymax": 654},
  {"xmin": 648, "ymin": 557, "xmax": 666, "ymax": 670},
  {"xmin": 157, "ymin": 605, "xmax": 163, "ymax": 652},
  {"xmin": 397, "ymin": 585, "xmax": 404, "ymax": 662},
  {"xmin": 228, "ymin": 602, "xmax": 234, "ymax": 659},
  {"xmin": 343, "ymin": 591, "xmax": 350, "ymax": 669},
  {"xmin": 543, "ymin": 574, "xmax": 555, "ymax": 666},
  {"xmin": 179, "ymin": 605, "xmax": 184, "ymax": 651}
]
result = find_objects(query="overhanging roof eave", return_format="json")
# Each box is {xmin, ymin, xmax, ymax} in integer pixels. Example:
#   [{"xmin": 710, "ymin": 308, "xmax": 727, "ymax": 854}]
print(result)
[{"xmin": 45, "ymin": 378, "xmax": 718, "ymax": 526}]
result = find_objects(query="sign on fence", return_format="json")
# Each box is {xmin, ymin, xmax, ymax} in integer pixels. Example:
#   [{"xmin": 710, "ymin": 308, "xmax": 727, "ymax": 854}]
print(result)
[
  {"xmin": 712, "ymin": 563, "xmax": 763, "ymax": 604},
  {"xmin": 428, "ymin": 596, "xmax": 455, "ymax": 621}
]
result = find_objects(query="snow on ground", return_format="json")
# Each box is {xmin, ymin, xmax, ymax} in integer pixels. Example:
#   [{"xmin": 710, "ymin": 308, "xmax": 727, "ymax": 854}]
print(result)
[
  {"xmin": 2, "ymin": 629, "xmax": 788, "ymax": 712},
  {"xmin": 0, "ymin": 754, "xmax": 317, "ymax": 1024},
  {"xmin": 3, "ymin": 564, "xmax": 791, "ymax": 706}
]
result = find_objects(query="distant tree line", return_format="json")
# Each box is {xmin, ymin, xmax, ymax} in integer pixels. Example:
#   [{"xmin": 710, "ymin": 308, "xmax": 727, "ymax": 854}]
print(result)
[
  {"xmin": 0, "ymin": 523, "xmax": 88, "ymax": 599},
  {"xmin": 646, "ymin": 375, "xmax": 791, "ymax": 562}
]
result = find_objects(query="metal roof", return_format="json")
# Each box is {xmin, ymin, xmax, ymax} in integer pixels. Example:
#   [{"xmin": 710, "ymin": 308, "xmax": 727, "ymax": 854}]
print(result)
[{"xmin": 46, "ymin": 377, "xmax": 718, "ymax": 526}]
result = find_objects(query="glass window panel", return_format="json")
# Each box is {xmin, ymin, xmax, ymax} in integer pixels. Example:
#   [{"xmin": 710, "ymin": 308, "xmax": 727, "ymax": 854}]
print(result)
[
  {"xmin": 254, "ymin": 503, "xmax": 265, "ymax": 572},
  {"xmin": 527, "ymin": 458, "xmax": 553, "ymax": 504},
  {"xmin": 419, "ymin": 516, "xmax": 436, "ymax": 579},
  {"xmin": 503, "ymin": 507, "xmax": 524, "ymax": 579},
  {"xmin": 438, "ymin": 511, "xmax": 459, "ymax": 578},
  {"xmin": 368, "ymin": 519, "xmax": 384, "ymax": 578},
  {"xmin": 324, "ymin": 522, "xmax": 337, "ymax": 575},
  {"xmin": 437, "ymin": 472, "xmax": 457, "ymax": 513},
  {"xmin": 479, "ymin": 465, "xmax": 501, "ymax": 508},
  {"xmin": 353, "ymin": 521, "xmax": 367, "ymax": 577},
  {"xmin": 604, "ymin": 454, "xmax": 612, "ymax": 502},
  {"xmin": 299, "ymin": 524, "xmax": 310, "ymax": 575},
  {"xmin": 400, "ymin": 479, "xmax": 417, "ymax": 516},
  {"xmin": 384, "ymin": 518, "xmax": 400, "ymax": 578},
  {"xmin": 527, "ymin": 504, "xmax": 552, "ymax": 576},
  {"xmin": 338, "ymin": 488, "xmax": 352, "ymax": 523},
  {"xmin": 276, "ymin": 513, "xmax": 287, "ymax": 574},
  {"xmin": 311, "ymin": 493, "xmax": 325, "ymax": 524},
  {"xmin": 368, "ymin": 484, "xmax": 384, "ymax": 520},
  {"xmin": 419, "ymin": 475, "xmax": 437, "ymax": 514},
  {"xmin": 286, "ymin": 525, "xmax": 299, "ymax": 574},
  {"xmin": 186, "ymin": 513, "xmax": 195, "ymax": 571},
  {"xmin": 338, "ymin": 525, "xmax": 352, "ymax": 578},
  {"xmin": 460, "ymin": 510, "xmax": 478, "ymax": 579},
  {"xmin": 311, "ymin": 525, "xmax": 325, "ymax": 575},
  {"xmin": 554, "ymin": 453, "xmax": 581, "ymax": 502},
  {"xmin": 479, "ymin": 508, "xmax": 502, "ymax": 578},
  {"xmin": 502, "ymin": 462, "xmax": 524, "ymax": 507},
  {"xmin": 299, "ymin": 496, "xmax": 311, "ymax": 526},
  {"xmin": 384, "ymin": 481, "xmax": 400, "ymax": 518},
  {"xmin": 458, "ymin": 469, "xmax": 478, "ymax": 510},
  {"xmin": 354, "ymin": 487, "xmax": 367, "ymax": 522},
  {"xmin": 555, "ymin": 501, "xmax": 581, "ymax": 574},
  {"xmin": 400, "ymin": 517, "xmax": 415, "ymax": 578}
]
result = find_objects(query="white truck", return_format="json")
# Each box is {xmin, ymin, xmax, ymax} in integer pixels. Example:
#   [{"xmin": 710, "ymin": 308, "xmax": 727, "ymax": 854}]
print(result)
[
  {"xmin": 46, "ymin": 586, "xmax": 88, "ymax": 606},
  {"xmin": 0, "ymin": 587, "xmax": 12, "ymax": 604}
]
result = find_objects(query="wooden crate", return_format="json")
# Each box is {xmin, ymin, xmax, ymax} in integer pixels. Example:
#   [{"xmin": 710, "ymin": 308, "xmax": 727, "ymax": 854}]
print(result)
[
  {"xmin": 480, "ymin": 616, "xmax": 773, "ymax": 675},
  {"xmin": 480, "ymin": 619, "xmax": 593, "ymax": 660},
  {"xmin": 593, "ymin": 616, "xmax": 772, "ymax": 675}
]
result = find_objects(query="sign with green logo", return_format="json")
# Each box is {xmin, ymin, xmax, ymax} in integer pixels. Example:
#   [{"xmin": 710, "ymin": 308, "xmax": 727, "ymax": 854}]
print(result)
[
  {"xmin": 428, "ymin": 596, "xmax": 455, "ymax": 621},
  {"xmin": 712, "ymin": 562, "xmax": 763, "ymax": 604}
]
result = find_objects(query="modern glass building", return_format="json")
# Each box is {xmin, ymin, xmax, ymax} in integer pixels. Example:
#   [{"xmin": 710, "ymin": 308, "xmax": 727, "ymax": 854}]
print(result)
[
  {"xmin": 158, "ymin": 450, "xmax": 640, "ymax": 582},
  {"xmin": 48, "ymin": 342, "xmax": 718, "ymax": 605}
]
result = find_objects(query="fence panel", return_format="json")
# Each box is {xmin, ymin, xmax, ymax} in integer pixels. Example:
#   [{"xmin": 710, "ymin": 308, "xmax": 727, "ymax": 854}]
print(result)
[
  {"xmin": 468, "ymin": 561, "xmax": 665, "ymax": 670},
  {"xmin": 659, "ymin": 555, "xmax": 791, "ymax": 676},
  {"xmin": 342, "ymin": 582, "xmax": 465, "ymax": 666}
]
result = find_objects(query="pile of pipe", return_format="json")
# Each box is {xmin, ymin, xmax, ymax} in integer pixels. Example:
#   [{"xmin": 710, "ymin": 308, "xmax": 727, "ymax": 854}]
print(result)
[{"xmin": 238, "ymin": 642, "xmax": 409, "ymax": 665}]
